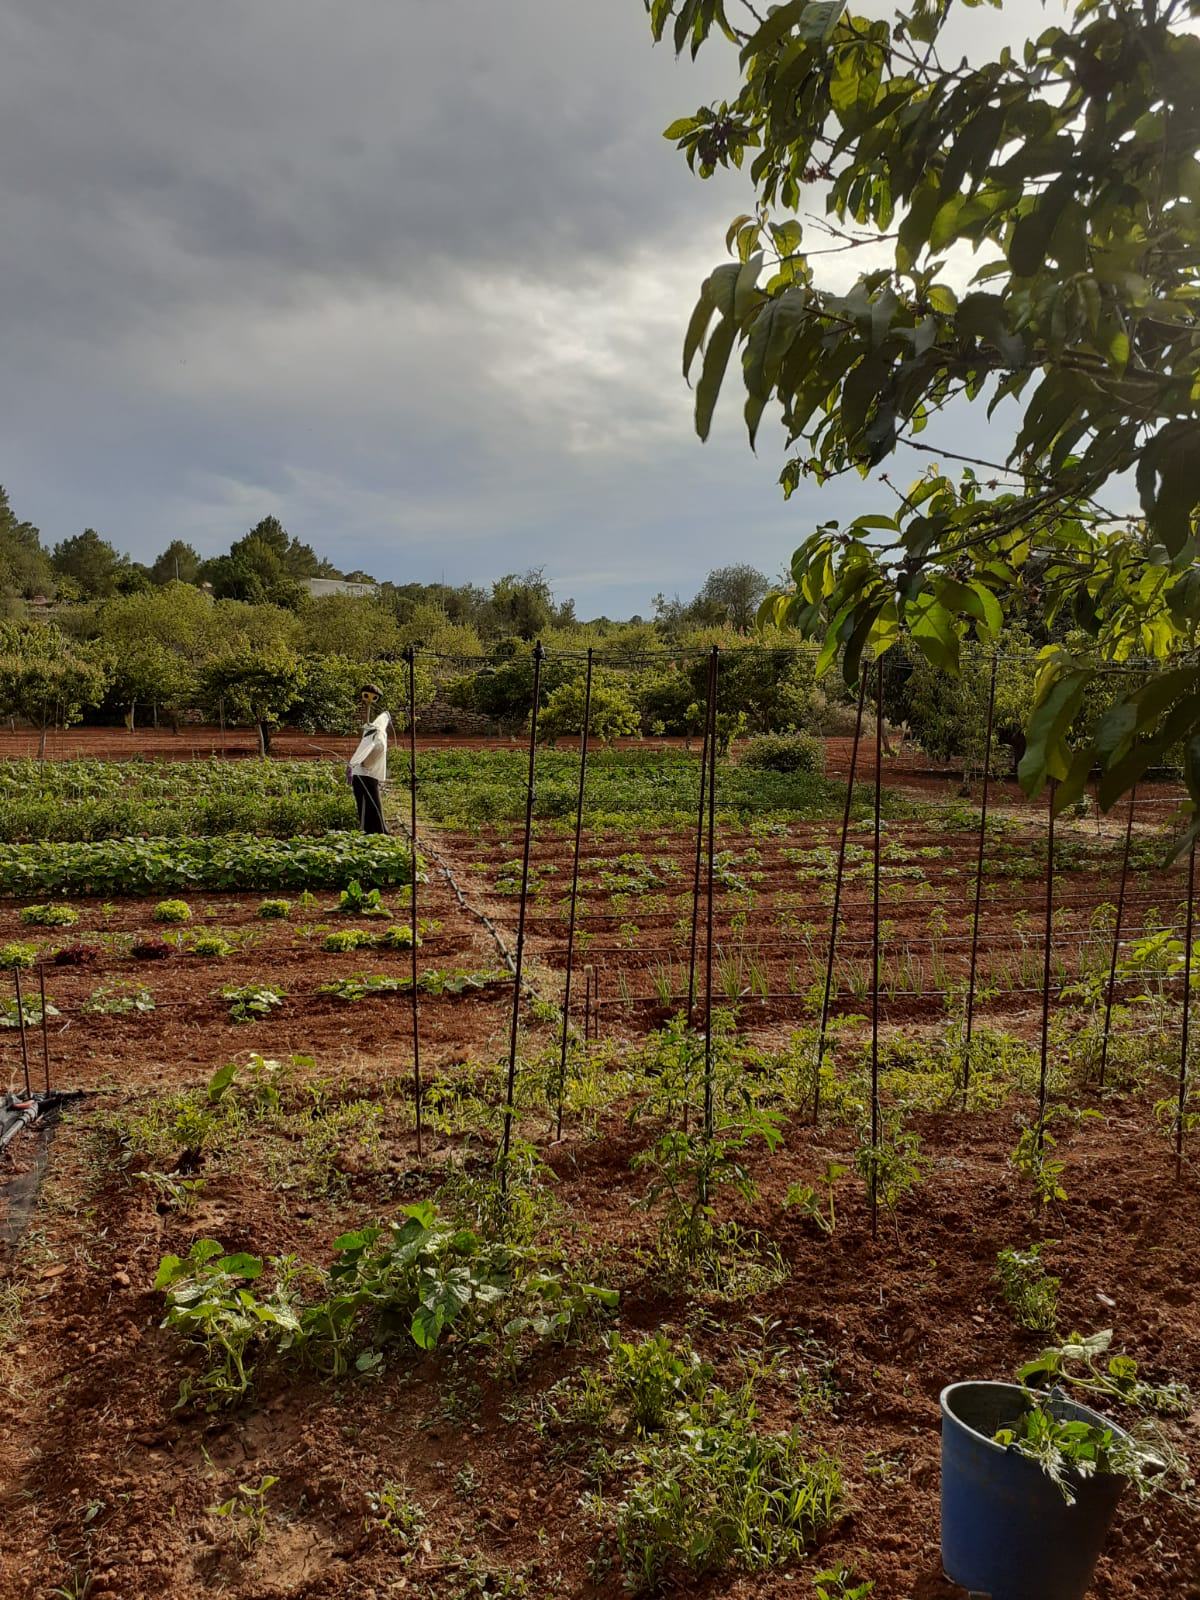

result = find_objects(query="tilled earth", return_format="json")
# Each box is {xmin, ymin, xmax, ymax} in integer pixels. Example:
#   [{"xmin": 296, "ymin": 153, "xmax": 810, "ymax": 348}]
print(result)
[{"xmin": 0, "ymin": 798, "xmax": 1197, "ymax": 1599}]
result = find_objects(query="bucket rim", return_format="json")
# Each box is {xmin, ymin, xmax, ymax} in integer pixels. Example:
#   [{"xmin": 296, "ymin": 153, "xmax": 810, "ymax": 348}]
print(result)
[{"xmin": 939, "ymin": 1379, "xmax": 1131, "ymax": 1456}]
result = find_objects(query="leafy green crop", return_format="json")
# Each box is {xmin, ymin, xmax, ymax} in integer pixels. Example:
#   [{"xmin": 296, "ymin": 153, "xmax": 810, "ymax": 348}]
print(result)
[
  {"xmin": 221, "ymin": 984, "xmax": 286, "ymax": 1024},
  {"xmin": 0, "ymin": 833, "xmax": 415, "ymax": 898},
  {"xmin": 153, "ymin": 898, "xmax": 192, "ymax": 923},
  {"xmin": 19, "ymin": 902, "xmax": 78, "ymax": 927}
]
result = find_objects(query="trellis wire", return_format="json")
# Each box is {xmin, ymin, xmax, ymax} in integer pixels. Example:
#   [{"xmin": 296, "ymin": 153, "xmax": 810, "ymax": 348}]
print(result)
[
  {"xmin": 813, "ymin": 669, "xmax": 869, "ymax": 1125},
  {"xmin": 962, "ymin": 653, "xmax": 998, "ymax": 1108},
  {"xmin": 701, "ymin": 646, "xmax": 719, "ymax": 1184},
  {"xmin": 1036, "ymin": 781, "xmax": 1056, "ymax": 1149},
  {"xmin": 1099, "ymin": 784, "xmax": 1137, "ymax": 1090},
  {"xmin": 405, "ymin": 647, "xmax": 424, "ymax": 1160},
  {"xmin": 555, "ymin": 648, "xmax": 593, "ymax": 1141},
  {"xmin": 1176, "ymin": 840, "xmax": 1195, "ymax": 1180},
  {"xmin": 687, "ymin": 650, "xmax": 716, "ymax": 1024},
  {"xmin": 870, "ymin": 657, "xmax": 883, "ymax": 1240},
  {"xmin": 499, "ymin": 642, "xmax": 544, "ymax": 1188}
]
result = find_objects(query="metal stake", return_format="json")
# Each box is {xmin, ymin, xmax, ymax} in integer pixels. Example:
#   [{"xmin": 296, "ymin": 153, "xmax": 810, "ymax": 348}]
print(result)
[
  {"xmin": 38, "ymin": 963, "xmax": 50, "ymax": 1094},
  {"xmin": 870, "ymin": 658, "xmax": 883, "ymax": 1240},
  {"xmin": 13, "ymin": 968, "xmax": 31, "ymax": 1097},
  {"xmin": 813, "ymin": 671, "xmax": 869, "ymax": 1125},
  {"xmin": 963, "ymin": 654, "xmax": 999, "ymax": 1108},
  {"xmin": 1176, "ymin": 840, "xmax": 1196, "ymax": 1180},
  {"xmin": 404, "ymin": 647, "xmax": 423, "ymax": 1159},
  {"xmin": 499, "ymin": 642, "xmax": 544, "ymax": 1187},
  {"xmin": 1036, "ymin": 781, "xmax": 1056, "ymax": 1150},
  {"xmin": 701, "ymin": 646, "xmax": 719, "ymax": 1194},
  {"xmin": 556, "ymin": 649, "xmax": 593, "ymax": 1140},
  {"xmin": 687, "ymin": 651, "xmax": 716, "ymax": 1023},
  {"xmin": 1099, "ymin": 785, "xmax": 1137, "ymax": 1090}
]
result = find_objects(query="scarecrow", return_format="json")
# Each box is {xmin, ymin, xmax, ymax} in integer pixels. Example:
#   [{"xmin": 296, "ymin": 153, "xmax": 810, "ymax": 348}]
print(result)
[{"xmin": 347, "ymin": 683, "xmax": 391, "ymax": 834}]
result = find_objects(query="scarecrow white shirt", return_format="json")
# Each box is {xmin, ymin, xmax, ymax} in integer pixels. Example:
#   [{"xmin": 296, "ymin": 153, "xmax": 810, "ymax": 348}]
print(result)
[{"xmin": 348, "ymin": 711, "xmax": 390, "ymax": 782}]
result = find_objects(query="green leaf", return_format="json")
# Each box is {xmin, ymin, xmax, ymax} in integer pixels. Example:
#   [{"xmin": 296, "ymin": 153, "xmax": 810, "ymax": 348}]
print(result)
[{"xmin": 694, "ymin": 314, "xmax": 737, "ymax": 440}]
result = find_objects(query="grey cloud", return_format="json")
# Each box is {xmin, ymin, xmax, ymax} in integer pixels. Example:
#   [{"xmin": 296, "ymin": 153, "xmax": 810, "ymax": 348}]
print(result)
[{"xmin": 1, "ymin": 0, "xmax": 1059, "ymax": 613}]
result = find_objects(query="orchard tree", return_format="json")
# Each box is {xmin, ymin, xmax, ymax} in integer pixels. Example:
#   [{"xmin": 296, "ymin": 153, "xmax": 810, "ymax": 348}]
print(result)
[
  {"xmin": 202, "ymin": 644, "xmax": 307, "ymax": 756},
  {"xmin": 0, "ymin": 622, "xmax": 110, "ymax": 756},
  {"xmin": 695, "ymin": 563, "xmax": 770, "ymax": 632},
  {"xmin": 648, "ymin": 0, "xmax": 1200, "ymax": 831},
  {"xmin": 538, "ymin": 673, "xmax": 642, "ymax": 745}
]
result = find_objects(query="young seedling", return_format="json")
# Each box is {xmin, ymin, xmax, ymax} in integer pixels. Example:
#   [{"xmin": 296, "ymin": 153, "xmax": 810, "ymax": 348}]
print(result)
[
  {"xmin": 220, "ymin": 984, "xmax": 285, "ymax": 1023},
  {"xmin": 783, "ymin": 1162, "xmax": 848, "ymax": 1236},
  {"xmin": 258, "ymin": 898, "xmax": 292, "ymax": 919},
  {"xmin": 208, "ymin": 1475, "xmax": 279, "ymax": 1549},
  {"xmin": 996, "ymin": 1243, "xmax": 1060, "ymax": 1334}
]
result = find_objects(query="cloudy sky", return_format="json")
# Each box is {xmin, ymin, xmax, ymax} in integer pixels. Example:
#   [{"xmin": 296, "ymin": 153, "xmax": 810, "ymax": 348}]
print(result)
[{"xmin": 2, "ymin": 0, "xmax": 1060, "ymax": 615}]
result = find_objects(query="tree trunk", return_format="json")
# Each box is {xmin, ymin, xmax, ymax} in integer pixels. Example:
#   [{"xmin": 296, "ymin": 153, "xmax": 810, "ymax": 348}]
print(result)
[
  {"xmin": 38, "ymin": 722, "xmax": 48, "ymax": 760},
  {"xmin": 258, "ymin": 720, "xmax": 272, "ymax": 757}
]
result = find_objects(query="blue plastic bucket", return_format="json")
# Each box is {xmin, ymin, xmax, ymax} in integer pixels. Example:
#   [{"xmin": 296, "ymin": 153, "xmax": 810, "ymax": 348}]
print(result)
[{"xmin": 940, "ymin": 1381, "xmax": 1129, "ymax": 1600}]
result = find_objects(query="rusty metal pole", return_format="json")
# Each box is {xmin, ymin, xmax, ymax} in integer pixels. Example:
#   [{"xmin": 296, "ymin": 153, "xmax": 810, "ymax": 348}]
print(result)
[
  {"xmin": 1176, "ymin": 840, "xmax": 1196, "ymax": 1180},
  {"xmin": 404, "ymin": 647, "xmax": 423, "ymax": 1160},
  {"xmin": 1036, "ymin": 781, "xmax": 1057, "ymax": 1151},
  {"xmin": 870, "ymin": 658, "xmax": 883, "ymax": 1240},
  {"xmin": 813, "ymin": 670, "xmax": 869, "ymax": 1125},
  {"xmin": 1099, "ymin": 785, "xmax": 1137, "ymax": 1090},
  {"xmin": 499, "ymin": 642, "xmax": 544, "ymax": 1188},
  {"xmin": 555, "ymin": 649, "xmax": 594, "ymax": 1140},
  {"xmin": 962, "ymin": 653, "xmax": 999, "ymax": 1109}
]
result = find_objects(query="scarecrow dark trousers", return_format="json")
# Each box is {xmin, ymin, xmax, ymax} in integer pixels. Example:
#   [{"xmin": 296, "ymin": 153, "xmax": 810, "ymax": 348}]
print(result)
[{"xmin": 352, "ymin": 775, "xmax": 388, "ymax": 834}]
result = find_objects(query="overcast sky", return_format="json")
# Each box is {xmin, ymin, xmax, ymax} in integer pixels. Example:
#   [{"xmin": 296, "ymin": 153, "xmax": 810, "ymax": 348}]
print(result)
[{"xmin": 2, "ymin": 0, "xmax": 1069, "ymax": 616}]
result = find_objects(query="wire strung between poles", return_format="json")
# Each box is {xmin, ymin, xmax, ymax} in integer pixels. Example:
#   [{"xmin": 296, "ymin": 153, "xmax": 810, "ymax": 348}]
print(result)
[
  {"xmin": 813, "ymin": 670, "xmax": 869, "ymax": 1126},
  {"xmin": 499, "ymin": 642, "xmax": 544, "ymax": 1190},
  {"xmin": 1099, "ymin": 784, "xmax": 1137, "ymax": 1090},
  {"xmin": 404, "ymin": 647, "xmax": 423, "ymax": 1160},
  {"xmin": 1176, "ymin": 840, "xmax": 1195, "ymax": 1180},
  {"xmin": 556, "ymin": 648, "xmax": 593, "ymax": 1141},
  {"xmin": 1036, "ymin": 781, "xmax": 1057, "ymax": 1150},
  {"xmin": 870, "ymin": 658, "xmax": 883, "ymax": 1241},
  {"xmin": 701, "ymin": 646, "xmax": 719, "ymax": 1199},
  {"xmin": 962, "ymin": 653, "xmax": 999, "ymax": 1110}
]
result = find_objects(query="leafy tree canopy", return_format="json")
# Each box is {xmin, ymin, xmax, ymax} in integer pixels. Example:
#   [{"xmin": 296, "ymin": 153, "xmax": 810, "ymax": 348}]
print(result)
[
  {"xmin": 648, "ymin": 0, "xmax": 1200, "ymax": 827},
  {"xmin": 150, "ymin": 539, "xmax": 202, "ymax": 587},
  {"xmin": 0, "ymin": 487, "xmax": 53, "ymax": 601},
  {"xmin": 51, "ymin": 528, "xmax": 126, "ymax": 600}
]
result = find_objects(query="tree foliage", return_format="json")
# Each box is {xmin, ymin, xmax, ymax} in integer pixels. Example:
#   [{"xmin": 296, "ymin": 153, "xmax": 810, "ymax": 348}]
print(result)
[{"xmin": 649, "ymin": 0, "xmax": 1200, "ymax": 828}]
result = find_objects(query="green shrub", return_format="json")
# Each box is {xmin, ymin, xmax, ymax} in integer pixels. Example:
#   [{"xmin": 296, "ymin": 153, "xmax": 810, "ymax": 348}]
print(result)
[
  {"xmin": 153, "ymin": 898, "xmax": 192, "ymax": 924},
  {"xmin": 740, "ymin": 732, "xmax": 825, "ymax": 775}
]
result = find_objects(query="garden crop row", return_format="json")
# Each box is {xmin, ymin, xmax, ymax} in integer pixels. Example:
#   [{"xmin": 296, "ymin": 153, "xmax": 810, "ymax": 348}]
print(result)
[
  {"xmin": 0, "ymin": 833, "xmax": 416, "ymax": 898},
  {"xmin": 0, "ymin": 758, "xmax": 354, "ymax": 841}
]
